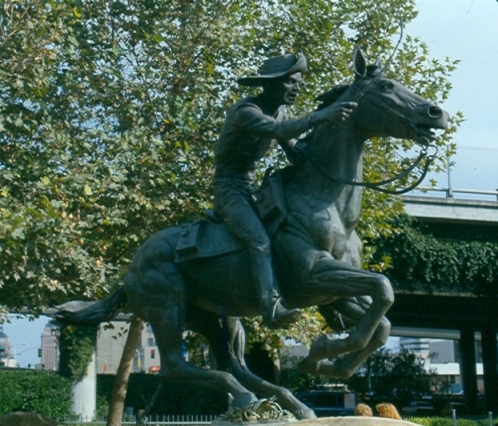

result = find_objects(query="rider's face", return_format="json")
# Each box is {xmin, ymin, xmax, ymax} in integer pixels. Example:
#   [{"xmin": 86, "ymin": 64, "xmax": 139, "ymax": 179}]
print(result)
[{"xmin": 270, "ymin": 72, "xmax": 303, "ymax": 106}]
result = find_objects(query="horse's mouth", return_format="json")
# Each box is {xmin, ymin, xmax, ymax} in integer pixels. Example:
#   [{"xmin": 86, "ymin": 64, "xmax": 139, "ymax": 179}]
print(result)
[
  {"xmin": 415, "ymin": 125, "xmax": 438, "ymax": 142},
  {"xmin": 414, "ymin": 109, "xmax": 449, "ymax": 143}
]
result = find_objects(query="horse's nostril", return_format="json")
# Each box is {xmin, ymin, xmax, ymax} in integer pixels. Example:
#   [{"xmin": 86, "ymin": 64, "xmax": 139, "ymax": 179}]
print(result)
[{"xmin": 428, "ymin": 106, "xmax": 442, "ymax": 118}]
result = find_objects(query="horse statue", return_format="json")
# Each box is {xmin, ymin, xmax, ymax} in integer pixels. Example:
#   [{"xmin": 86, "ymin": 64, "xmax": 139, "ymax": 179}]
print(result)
[{"xmin": 55, "ymin": 48, "xmax": 448, "ymax": 420}]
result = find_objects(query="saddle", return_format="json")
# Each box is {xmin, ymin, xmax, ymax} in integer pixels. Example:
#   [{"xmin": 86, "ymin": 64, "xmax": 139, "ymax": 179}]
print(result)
[{"xmin": 175, "ymin": 170, "xmax": 287, "ymax": 263}]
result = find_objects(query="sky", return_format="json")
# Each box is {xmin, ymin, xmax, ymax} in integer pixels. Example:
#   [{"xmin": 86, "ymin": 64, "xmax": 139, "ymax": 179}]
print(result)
[
  {"xmin": 2, "ymin": 316, "xmax": 49, "ymax": 367},
  {"xmin": 408, "ymin": 0, "xmax": 498, "ymax": 196},
  {"xmin": 2, "ymin": 0, "xmax": 498, "ymax": 368}
]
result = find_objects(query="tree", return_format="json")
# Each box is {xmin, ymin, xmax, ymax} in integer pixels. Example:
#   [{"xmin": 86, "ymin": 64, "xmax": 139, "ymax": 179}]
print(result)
[
  {"xmin": 1, "ymin": 0, "xmax": 460, "ymax": 346},
  {"xmin": 345, "ymin": 348, "xmax": 443, "ymax": 406}
]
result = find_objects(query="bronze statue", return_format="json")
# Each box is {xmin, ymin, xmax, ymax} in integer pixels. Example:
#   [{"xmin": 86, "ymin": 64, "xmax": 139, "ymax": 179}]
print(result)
[
  {"xmin": 214, "ymin": 52, "xmax": 356, "ymax": 329},
  {"xmin": 56, "ymin": 48, "xmax": 448, "ymax": 419}
]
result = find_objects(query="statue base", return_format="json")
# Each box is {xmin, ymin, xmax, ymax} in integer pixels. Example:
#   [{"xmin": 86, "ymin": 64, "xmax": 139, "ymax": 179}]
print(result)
[{"xmin": 213, "ymin": 416, "xmax": 421, "ymax": 426}]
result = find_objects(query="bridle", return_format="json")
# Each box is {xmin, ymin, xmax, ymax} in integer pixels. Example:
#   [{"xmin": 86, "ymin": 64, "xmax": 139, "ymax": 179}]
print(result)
[
  {"xmin": 300, "ymin": 21, "xmax": 438, "ymax": 195},
  {"xmin": 299, "ymin": 79, "xmax": 438, "ymax": 195}
]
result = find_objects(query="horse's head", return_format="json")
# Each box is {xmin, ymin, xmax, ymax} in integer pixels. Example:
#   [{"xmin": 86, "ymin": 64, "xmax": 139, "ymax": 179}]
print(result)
[{"xmin": 318, "ymin": 48, "xmax": 449, "ymax": 145}]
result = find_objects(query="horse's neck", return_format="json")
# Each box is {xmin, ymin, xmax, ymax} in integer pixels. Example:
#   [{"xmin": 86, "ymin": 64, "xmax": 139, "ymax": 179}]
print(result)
[{"xmin": 295, "ymin": 122, "xmax": 365, "ymax": 207}]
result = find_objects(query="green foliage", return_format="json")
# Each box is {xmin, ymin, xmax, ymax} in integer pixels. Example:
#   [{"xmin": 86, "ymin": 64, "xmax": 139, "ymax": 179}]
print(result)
[
  {"xmin": 280, "ymin": 353, "xmax": 337, "ymax": 393},
  {"xmin": 1, "ymin": 1, "xmax": 460, "ymax": 347},
  {"xmin": 345, "ymin": 348, "xmax": 440, "ymax": 403},
  {"xmin": 58, "ymin": 324, "xmax": 98, "ymax": 381},
  {"xmin": 370, "ymin": 215, "xmax": 498, "ymax": 294},
  {"xmin": 0, "ymin": 369, "xmax": 72, "ymax": 417},
  {"xmin": 408, "ymin": 418, "xmax": 490, "ymax": 426}
]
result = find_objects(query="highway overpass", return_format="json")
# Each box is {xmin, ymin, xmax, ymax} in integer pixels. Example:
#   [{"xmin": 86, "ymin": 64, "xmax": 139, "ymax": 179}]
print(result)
[{"xmin": 388, "ymin": 194, "xmax": 498, "ymax": 412}]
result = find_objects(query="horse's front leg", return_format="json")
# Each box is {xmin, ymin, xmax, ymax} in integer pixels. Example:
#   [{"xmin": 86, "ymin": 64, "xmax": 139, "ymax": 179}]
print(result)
[
  {"xmin": 300, "ymin": 256, "xmax": 394, "ymax": 374},
  {"xmin": 300, "ymin": 297, "xmax": 391, "ymax": 379},
  {"xmin": 193, "ymin": 312, "xmax": 317, "ymax": 420}
]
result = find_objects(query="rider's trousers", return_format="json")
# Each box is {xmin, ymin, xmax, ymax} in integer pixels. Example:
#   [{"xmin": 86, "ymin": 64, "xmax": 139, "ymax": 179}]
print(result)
[{"xmin": 213, "ymin": 179, "xmax": 280, "ymax": 311}]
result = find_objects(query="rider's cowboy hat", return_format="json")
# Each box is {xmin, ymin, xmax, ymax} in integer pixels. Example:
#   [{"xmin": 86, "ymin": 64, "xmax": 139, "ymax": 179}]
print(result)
[{"xmin": 237, "ymin": 52, "xmax": 308, "ymax": 87}]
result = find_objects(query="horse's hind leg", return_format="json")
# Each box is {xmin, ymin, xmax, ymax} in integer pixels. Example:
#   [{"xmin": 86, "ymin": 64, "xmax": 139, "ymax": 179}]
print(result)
[
  {"xmin": 302, "ymin": 256, "xmax": 393, "ymax": 367},
  {"xmin": 189, "ymin": 310, "xmax": 316, "ymax": 420},
  {"xmin": 127, "ymin": 263, "xmax": 255, "ymax": 410},
  {"xmin": 300, "ymin": 297, "xmax": 391, "ymax": 379}
]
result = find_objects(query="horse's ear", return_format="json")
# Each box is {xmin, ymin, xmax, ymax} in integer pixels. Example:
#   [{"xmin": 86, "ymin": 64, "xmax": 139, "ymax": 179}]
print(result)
[
  {"xmin": 374, "ymin": 57, "xmax": 382, "ymax": 69},
  {"xmin": 353, "ymin": 47, "xmax": 367, "ymax": 78}
]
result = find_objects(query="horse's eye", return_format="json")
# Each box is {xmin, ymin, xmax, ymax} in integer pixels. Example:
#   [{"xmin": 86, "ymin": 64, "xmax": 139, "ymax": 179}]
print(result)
[{"xmin": 380, "ymin": 81, "xmax": 394, "ymax": 92}]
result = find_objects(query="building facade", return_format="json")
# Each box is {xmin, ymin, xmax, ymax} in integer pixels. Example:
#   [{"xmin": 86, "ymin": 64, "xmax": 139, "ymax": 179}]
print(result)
[
  {"xmin": 41, "ymin": 322, "xmax": 60, "ymax": 371},
  {"xmin": 400, "ymin": 337, "xmax": 484, "ymax": 393},
  {"xmin": 0, "ymin": 326, "xmax": 15, "ymax": 367},
  {"xmin": 96, "ymin": 321, "xmax": 160, "ymax": 374}
]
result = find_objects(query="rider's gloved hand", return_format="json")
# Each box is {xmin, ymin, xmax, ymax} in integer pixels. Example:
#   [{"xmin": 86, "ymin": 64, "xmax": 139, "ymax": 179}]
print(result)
[{"xmin": 310, "ymin": 101, "xmax": 357, "ymax": 127}]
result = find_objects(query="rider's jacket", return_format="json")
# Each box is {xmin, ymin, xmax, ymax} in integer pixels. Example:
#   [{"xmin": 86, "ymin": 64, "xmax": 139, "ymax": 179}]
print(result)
[{"xmin": 214, "ymin": 95, "xmax": 299, "ymax": 183}]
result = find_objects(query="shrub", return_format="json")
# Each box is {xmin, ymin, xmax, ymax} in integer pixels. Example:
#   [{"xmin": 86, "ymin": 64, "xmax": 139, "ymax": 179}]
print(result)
[
  {"xmin": 0, "ymin": 369, "xmax": 72, "ymax": 417},
  {"xmin": 407, "ymin": 418, "xmax": 490, "ymax": 426}
]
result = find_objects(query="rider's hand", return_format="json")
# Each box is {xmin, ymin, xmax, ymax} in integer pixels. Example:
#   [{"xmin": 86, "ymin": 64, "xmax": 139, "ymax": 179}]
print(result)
[{"xmin": 311, "ymin": 101, "xmax": 357, "ymax": 127}]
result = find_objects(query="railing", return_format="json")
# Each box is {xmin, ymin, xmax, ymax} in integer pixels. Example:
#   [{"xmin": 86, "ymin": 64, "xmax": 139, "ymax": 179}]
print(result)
[
  {"xmin": 61, "ymin": 414, "xmax": 217, "ymax": 425},
  {"xmin": 410, "ymin": 186, "xmax": 498, "ymax": 201},
  {"xmin": 60, "ymin": 411, "xmax": 497, "ymax": 425}
]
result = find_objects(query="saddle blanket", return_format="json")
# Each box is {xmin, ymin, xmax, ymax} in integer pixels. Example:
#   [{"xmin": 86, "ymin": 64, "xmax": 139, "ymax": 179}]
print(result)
[
  {"xmin": 174, "ymin": 219, "xmax": 244, "ymax": 263},
  {"xmin": 175, "ymin": 169, "xmax": 287, "ymax": 263}
]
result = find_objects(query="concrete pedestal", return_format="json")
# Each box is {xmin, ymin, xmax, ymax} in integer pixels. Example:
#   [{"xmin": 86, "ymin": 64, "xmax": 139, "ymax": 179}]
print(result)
[
  {"xmin": 71, "ymin": 352, "xmax": 96, "ymax": 421},
  {"xmin": 213, "ymin": 417, "xmax": 421, "ymax": 426}
]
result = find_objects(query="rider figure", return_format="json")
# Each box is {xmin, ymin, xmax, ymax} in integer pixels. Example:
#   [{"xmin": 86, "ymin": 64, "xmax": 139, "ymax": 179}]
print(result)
[{"xmin": 214, "ymin": 52, "xmax": 356, "ymax": 329}]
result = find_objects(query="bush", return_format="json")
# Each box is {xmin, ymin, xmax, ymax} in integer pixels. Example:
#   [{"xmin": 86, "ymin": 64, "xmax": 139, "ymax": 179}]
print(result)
[
  {"xmin": 0, "ymin": 369, "xmax": 72, "ymax": 417},
  {"xmin": 407, "ymin": 418, "xmax": 490, "ymax": 426}
]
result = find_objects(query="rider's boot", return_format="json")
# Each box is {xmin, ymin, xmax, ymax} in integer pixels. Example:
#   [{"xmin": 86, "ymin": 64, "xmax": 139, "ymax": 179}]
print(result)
[{"xmin": 249, "ymin": 248, "xmax": 301, "ymax": 329}]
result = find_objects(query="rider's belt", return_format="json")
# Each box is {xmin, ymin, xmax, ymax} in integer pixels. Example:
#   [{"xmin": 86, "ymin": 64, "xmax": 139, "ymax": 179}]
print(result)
[{"xmin": 176, "ymin": 221, "xmax": 201, "ymax": 256}]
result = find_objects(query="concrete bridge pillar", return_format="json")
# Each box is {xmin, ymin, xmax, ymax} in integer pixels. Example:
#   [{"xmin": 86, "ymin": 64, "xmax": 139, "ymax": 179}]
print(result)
[
  {"xmin": 481, "ymin": 325, "xmax": 498, "ymax": 412},
  {"xmin": 71, "ymin": 351, "xmax": 97, "ymax": 421},
  {"xmin": 458, "ymin": 328, "xmax": 479, "ymax": 412}
]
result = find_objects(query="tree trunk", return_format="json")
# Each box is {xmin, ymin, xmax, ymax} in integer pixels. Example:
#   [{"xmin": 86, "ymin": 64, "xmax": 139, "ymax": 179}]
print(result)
[{"xmin": 106, "ymin": 316, "xmax": 144, "ymax": 426}]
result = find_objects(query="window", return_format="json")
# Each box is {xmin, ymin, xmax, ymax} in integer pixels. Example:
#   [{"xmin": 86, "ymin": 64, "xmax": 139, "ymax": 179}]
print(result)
[{"xmin": 151, "ymin": 349, "xmax": 155, "ymax": 359}]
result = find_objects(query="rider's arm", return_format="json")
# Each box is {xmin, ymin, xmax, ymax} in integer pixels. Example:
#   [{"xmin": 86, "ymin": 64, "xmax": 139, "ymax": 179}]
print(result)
[
  {"xmin": 234, "ymin": 101, "xmax": 358, "ymax": 142},
  {"xmin": 234, "ymin": 104, "xmax": 311, "ymax": 141}
]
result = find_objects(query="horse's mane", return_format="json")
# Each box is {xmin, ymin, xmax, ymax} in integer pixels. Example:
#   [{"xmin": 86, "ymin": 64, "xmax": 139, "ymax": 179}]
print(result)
[
  {"xmin": 281, "ymin": 63, "xmax": 385, "ymax": 183},
  {"xmin": 316, "ymin": 84, "xmax": 350, "ymax": 110},
  {"xmin": 316, "ymin": 64, "xmax": 383, "ymax": 110}
]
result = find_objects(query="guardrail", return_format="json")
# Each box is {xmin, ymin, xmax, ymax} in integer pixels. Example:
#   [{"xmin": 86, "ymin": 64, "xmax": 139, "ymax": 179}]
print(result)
[
  {"xmin": 60, "ymin": 414, "xmax": 216, "ymax": 425},
  {"xmin": 411, "ymin": 186, "xmax": 498, "ymax": 200}
]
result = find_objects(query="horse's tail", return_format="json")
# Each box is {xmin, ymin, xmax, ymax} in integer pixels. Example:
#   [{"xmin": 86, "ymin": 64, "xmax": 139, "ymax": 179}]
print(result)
[{"xmin": 54, "ymin": 286, "xmax": 127, "ymax": 325}]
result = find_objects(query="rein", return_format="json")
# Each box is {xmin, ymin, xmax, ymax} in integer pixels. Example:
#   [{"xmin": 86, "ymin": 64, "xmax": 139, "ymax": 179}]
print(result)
[
  {"xmin": 300, "ymin": 25, "xmax": 439, "ymax": 195},
  {"xmin": 299, "ymin": 142, "xmax": 436, "ymax": 195},
  {"xmin": 301, "ymin": 27, "xmax": 438, "ymax": 196}
]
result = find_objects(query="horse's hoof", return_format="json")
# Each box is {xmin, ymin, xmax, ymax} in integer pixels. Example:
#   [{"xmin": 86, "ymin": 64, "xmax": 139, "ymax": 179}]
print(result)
[
  {"xmin": 294, "ymin": 408, "xmax": 317, "ymax": 420},
  {"xmin": 307, "ymin": 334, "xmax": 330, "ymax": 362},
  {"xmin": 263, "ymin": 303, "xmax": 301, "ymax": 330},
  {"xmin": 314, "ymin": 359, "xmax": 352, "ymax": 380},
  {"xmin": 229, "ymin": 392, "xmax": 257, "ymax": 410}
]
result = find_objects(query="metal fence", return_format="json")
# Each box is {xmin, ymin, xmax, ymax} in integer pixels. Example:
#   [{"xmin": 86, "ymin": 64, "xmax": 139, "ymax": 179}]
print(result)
[
  {"xmin": 446, "ymin": 410, "xmax": 494, "ymax": 426},
  {"xmin": 60, "ymin": 411, "xmax": 496, "ymax": 425},
  {"xmin": 61, "ymin": 414, "xmax": 217, "ymax": 425}
]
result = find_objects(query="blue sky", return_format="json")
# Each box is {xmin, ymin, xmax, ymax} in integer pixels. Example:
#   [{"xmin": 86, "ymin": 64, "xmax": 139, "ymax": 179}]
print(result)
[
  {"xmin": 3, "ymin": 0, "xmax": 498, "ymax": 367},
  {"xmin": 409, "ymin": 0, "xmax": 498, "ymax": 194},
  {"xmin": 2, "ymin": 316, "xmax": 48, "ymax": 367}
]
